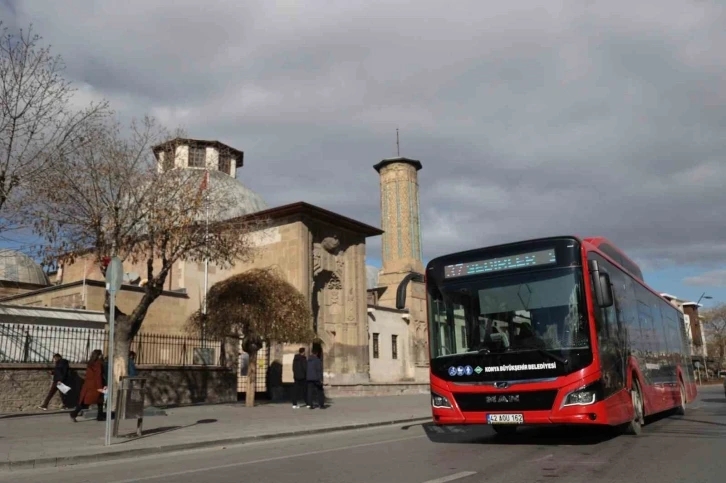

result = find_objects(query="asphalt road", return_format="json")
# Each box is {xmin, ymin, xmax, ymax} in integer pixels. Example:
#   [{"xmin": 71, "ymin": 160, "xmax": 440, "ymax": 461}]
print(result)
[{"xmin": 2, "ymin": 384, "xmax": 725, "ymax": 483}]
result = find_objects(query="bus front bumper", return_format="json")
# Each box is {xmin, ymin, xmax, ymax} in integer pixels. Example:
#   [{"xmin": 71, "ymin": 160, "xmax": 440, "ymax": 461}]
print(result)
[{"xmin": 430, "ymin": 377, "xmax": 625, "ymax": 427}]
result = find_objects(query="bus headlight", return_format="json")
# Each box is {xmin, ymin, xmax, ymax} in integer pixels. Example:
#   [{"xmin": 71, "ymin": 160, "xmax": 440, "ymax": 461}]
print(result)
[
  {"xmin": 562, "ymin": 381, "xmax": 603, "ymax": 407},
  {"xmin": 432, "ymin": 392, "xmax": 453, "ymax": 409}
]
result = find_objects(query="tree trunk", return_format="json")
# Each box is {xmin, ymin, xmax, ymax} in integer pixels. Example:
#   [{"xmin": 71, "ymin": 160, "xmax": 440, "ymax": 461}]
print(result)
[
  {"xmin": 107, "ymin": 314, "xmax": 133, "ymax": 409},
  {"xmin": 246, "ymin": 349, "xmax": 258, "ymax": 407}
]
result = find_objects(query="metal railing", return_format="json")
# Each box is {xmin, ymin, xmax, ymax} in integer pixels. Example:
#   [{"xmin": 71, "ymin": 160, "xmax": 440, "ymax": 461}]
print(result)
[
  {"xmin": 0, "ymin": 323, "xmax": 223, "ymax": 366},
  {"xmin": 0, "ymin": 323, "xmax": 106, "ymax": 363},
  {"xmin": 131, "ymin": 333, "xmax": 223, "ymax": 366}
]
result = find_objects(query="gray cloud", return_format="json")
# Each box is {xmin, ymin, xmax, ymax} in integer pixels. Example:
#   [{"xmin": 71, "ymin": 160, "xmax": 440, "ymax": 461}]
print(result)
[
  {"xmin": 4, "ymin": 0, "xmax": 726, "ymax": 269},
  {"xmin": 684, "ymin": 270, "xmax": 726, "ymax": 288}
]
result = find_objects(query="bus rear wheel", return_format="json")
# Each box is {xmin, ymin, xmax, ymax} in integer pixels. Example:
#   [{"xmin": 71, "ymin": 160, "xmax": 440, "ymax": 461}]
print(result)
[
  {"xmin": 625, "ymin": 380, "xmax": 644, "ymax": 436},
  {"xmin": 492, "ymin": 425, "xmax": 518, "ymax": 436}
]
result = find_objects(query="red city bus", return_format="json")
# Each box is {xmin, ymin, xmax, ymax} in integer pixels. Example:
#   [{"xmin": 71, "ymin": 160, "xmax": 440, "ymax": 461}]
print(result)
[{"xmin": 426, "ymin": 236, "xmax": 697, "ymax": 436}]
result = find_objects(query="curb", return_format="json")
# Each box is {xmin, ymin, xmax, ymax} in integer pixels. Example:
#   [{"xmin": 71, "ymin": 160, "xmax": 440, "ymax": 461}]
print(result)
[{"xmin": 0, "ymin": 416, "xmax": 431, "ymax": 471}]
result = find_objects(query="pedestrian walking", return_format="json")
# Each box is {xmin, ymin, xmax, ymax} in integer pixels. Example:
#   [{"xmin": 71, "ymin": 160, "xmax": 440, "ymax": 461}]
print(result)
[
  {"xmin": 38, "ymin": 353, "xmax": 71, "ymax": 410},
  {"xmin": 69, "ymin": 349, "xmax": 105, "ymax": 422},
  {"xmin": 128, "ymin": 351, "xmax": 138, "ymax": 377},
  {"xmin": 306, "ymin": 349, "xmax": 326, "ymax": 409},
  {"xmin": 292, "ymin": 347, "xmax": 308, "ymax": 408}
]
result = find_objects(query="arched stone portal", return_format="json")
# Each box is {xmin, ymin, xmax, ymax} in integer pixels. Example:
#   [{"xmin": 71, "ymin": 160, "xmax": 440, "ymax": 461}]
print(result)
[{"xmin": 311, "ymin": 229, "xmax": 369, "ymax": 384}]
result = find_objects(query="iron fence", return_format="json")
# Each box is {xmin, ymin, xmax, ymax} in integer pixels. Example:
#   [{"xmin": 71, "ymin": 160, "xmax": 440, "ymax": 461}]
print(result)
[
  {"xmin": 0, "ymin": 324, "xmax": 106, "ymax": 364},
  {"xmin": 131, "ymin": 333, "xmax": 223, "ymax": 366},
  {"xmin": 0, "ymin": 323, "xmax": 223, "ymax": 366}
]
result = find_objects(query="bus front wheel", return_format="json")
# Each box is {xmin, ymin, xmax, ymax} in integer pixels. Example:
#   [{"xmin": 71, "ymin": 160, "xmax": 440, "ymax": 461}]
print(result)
[{"xmin": 675, "ymin": 381, "xmax": 686, "ymax": 416}]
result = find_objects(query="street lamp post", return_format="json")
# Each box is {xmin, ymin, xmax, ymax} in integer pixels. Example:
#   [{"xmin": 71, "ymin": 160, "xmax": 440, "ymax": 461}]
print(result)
[
  {"xmin": 696, "ymin": 292, "xmax": 712, "ymax": 306},
  {"xmin": 695, "ymin": 292, "xmax": 712, "ymax": 382}
]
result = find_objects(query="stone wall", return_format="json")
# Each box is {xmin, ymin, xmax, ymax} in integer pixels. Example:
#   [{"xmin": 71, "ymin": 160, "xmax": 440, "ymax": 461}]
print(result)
[
  {"xmin": 0, "ymin": 364, "xmax": 237, "ymax": 414},
  {"xmin": 137, "ymin": 366, "xmax": 237, "ymax": 407},
  {"xmin": 0, "ymin": 363, "xmax": 87, "ymax": 413}
]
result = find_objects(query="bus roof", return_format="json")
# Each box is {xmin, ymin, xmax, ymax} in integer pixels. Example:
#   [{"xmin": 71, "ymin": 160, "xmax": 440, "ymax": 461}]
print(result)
[
  {"xmin": 427, "ymin": 235, "xmax": 645, "ymax": 283},
  {"xmin": 581, "ymin": 236, "xmax": 644, "ymax": 282}
]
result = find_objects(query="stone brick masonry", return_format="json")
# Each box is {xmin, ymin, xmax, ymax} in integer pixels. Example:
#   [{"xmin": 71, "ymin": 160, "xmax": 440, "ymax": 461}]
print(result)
[
  {"xmin": 0, "ymin": 364, "xmax": 87, "ymax": 412},
  {"xmin": 137, "ymin": 366, "xmax": 236, "ymax": 407},
  {"xmin": 0, "ymin": 364, "xmax": 237, "ymax": 414}
]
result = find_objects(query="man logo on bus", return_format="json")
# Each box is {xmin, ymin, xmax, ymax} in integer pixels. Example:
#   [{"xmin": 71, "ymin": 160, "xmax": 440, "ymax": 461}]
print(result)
[
  {"xmin": 486, "ymin": 395, "xmax": 520, "ymax": 403},
  {"xmin": 448, "ymin": 366, "xmax": 457, "ymax": 376}
]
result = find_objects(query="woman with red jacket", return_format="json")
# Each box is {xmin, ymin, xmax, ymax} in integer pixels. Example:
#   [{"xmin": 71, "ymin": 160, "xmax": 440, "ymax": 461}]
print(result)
[{"xmin": 70, "ymin": 349, "xmax": 105, "ymax": 422}]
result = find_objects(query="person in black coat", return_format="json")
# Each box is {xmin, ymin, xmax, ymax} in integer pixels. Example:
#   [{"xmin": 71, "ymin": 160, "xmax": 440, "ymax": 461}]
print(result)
[
  {"xmin": 291, "ymin": 347, "xmax": 308, "ymax": 408},
  {"xmin": 306, "ymin": 349, "xmax": 326, "ymax": 409},
  {"xmin": 39, "ymin": 354, "xmax": 70, "ymax": 410}
]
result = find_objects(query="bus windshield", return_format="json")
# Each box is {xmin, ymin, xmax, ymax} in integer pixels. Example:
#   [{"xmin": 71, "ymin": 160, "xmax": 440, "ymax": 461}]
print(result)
[{"xmin": 428, "ymin": 268, "xmax": 589, "ymax": 359}]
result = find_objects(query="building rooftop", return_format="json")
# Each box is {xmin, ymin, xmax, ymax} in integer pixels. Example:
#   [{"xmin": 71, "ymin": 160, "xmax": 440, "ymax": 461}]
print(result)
[
  {"xmin": 0, "ymin": 250, "xmax": 49, "ymax": 286},
  {"xmin": 152, "ymin": 138, "xmax": 245, "ymax": 168},
  {"xmin": 373, "ymin": 157, "xmax": 423, "ymax": 173}
]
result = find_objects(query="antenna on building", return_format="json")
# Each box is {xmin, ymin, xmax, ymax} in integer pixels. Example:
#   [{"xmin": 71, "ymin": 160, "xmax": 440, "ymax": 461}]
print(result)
[{"xmin": 396, "ymin": 128, "xmax": 400, "ymax": 156}]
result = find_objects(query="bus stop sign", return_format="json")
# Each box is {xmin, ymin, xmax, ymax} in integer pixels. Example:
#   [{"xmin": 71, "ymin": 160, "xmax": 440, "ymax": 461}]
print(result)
[{"xmin": 105, "ymin": 257, "xmax": 123, "ymax": 293}]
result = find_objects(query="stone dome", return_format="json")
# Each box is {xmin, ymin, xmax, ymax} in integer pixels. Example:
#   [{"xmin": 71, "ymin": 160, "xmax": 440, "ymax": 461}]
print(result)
[
  {"xmin": 190, "ymin": 169, "xmax": 268, "ymax": 220},
  {"xmin": 0, "ymin": 249, "xmax": 50, "ymax": 285}
]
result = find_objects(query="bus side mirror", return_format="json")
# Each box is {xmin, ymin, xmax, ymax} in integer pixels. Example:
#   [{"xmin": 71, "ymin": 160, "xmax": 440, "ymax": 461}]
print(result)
[{"xmin": 596, "ymin": 273, "xmax": 613, "ymax": 308}]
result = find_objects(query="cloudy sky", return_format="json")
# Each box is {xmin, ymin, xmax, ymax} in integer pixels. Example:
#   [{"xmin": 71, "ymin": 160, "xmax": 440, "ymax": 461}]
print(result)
[{"xmin": 2, "ymin": 0, "xmax": 725, "ymax": 306}]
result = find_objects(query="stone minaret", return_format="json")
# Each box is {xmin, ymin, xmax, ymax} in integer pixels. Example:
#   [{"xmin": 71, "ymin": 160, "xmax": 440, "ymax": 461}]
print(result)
[{"xmin": 373, "ymin": 157, "xmax": 423, "ymax": 306}]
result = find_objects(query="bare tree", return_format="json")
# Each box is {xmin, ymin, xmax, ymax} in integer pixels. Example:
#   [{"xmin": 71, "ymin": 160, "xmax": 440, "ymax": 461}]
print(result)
[
  {"xmin": 0, "ymin": 23, "xmax": 108, "ymax": 235},
  {"xmin": 188, "ymin": 267, "xmax": 314, "ymax": 407},
  {"xmin": 28, "ymin": 115, "xmax": 265, "ymax": 391},
  {"xmin": 702, "ymin": 303, "xmax": 726, "ymax": 375}
]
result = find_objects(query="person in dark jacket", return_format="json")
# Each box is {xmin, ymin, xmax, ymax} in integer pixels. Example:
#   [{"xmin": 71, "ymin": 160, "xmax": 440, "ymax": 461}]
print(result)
[
  {"xmin": 306, "ymin": 349, "xmax": 325, "ymax": 409},
  {"xmin": 39, "ymin": 354, "xmax": 71, "ymax": 410},
  {"xmin": 128, "ymin": 351, "xmax": 138, "ymax": 377},
  {"xmin": 292, "ymin": 347, "xmax": 308, "ymax": 408},
  {"xmin": 70, "ymin": 349, "xmax": 105, "ymax": 422}
]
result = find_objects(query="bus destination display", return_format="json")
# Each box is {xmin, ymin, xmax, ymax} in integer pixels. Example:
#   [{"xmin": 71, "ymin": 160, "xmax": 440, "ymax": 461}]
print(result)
[{"xmin": 444, "ymin": 249, "xmax": 557, "ymax": 279}]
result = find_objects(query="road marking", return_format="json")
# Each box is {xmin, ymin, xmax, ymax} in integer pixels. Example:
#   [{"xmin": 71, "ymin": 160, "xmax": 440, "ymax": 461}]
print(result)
[
  {"xmin": 529, "ymin": 454, "xmax": 554, "ymax": 462},
  {"xmin": 422, "ymin": 471, "xmax": 477, "ymax": 483},
  {"xmin": 110, "ymin": 435, "xmax": 425, "ymax": 483}
]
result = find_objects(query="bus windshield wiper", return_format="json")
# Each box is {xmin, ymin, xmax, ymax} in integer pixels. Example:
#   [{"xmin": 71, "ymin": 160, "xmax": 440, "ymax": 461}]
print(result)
[
  {"xmin": 506, "ymin": 346, "xmax": 568, "ymax": 365},
  {"xmin": 534, "ymin": 348, "xmax": 568, "ymax": 366}
]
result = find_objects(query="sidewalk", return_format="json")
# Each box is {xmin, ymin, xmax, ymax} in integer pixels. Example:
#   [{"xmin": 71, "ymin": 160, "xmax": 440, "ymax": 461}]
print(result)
[{"xmin": 0, "ymin": 394, "xmax": 430, "ymax": 471}]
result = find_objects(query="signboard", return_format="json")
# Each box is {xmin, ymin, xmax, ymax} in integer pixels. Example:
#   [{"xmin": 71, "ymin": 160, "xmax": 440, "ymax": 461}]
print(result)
[
  {"xmin": 193, "ymin": 347, "xmax": 215, "ymax": 365},
  {"xmin": 444, "ymin": 248, "xmax": 557, "ymax": 279},
  {"xmin": 122, "ymin": 378, "xmax": 146, "ymax": 419},
  {"xmin": 105, "ymin": 257, "xmax": 124, "ymax": 293},
  {"xmin": 113, "ymin": 377, "xmax": 147, "ymax": 438}
]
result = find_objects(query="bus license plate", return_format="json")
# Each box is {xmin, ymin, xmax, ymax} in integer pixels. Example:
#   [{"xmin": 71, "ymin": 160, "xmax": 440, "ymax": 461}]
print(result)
[{"xmin": 487, "ymin": 414, "xmax": 523, "ymax": 424}]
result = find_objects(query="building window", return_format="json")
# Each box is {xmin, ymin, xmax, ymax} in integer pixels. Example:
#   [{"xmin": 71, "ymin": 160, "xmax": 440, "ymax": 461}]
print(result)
[
  {"xmin": 373, "ymin": 333, "xmax": 379, "ymax": 359},
  {"xmin": 219, "ymin": 156, "xmax": 231, "ymax": 175},
  {"xmin": 392, "ymin": 334, "xmax": 398, "ymax": 359},
  {"xmin": 188, "ymin": 146, "xmax": 206, "ymax": 168}
]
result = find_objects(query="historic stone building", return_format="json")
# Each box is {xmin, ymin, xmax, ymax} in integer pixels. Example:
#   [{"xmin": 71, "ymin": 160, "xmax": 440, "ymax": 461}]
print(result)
[
  {"xmin": 366, "ymin": 158, "xmax": 429, "ymax": 384},
  {"xmin": 0, "ymin": 140, "xmax": 431, "ymax": 391}
]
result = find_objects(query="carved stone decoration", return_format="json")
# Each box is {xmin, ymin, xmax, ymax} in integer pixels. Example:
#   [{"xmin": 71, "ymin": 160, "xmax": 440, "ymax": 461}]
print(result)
[
  {"xmin": 326, "ymin": 274, "xmax": 342, "ymax": 290},
  {"xmin": 312, "ymin": 248, "xmax": 322, "ymax": 275},
  {"xmin": 335, "ymin": 257, "xmax": 345, "ymax": 275},
  {"xmin": 321, "ymin": 235, "xmax": 340, "ymax": 254},
  {"xmin": 326, "ymin": 273, "xmax": 342, "ymax": 306},
  {"xmin": 346, "ymin": 287, "xmax": 355, "ymax": 321}
]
